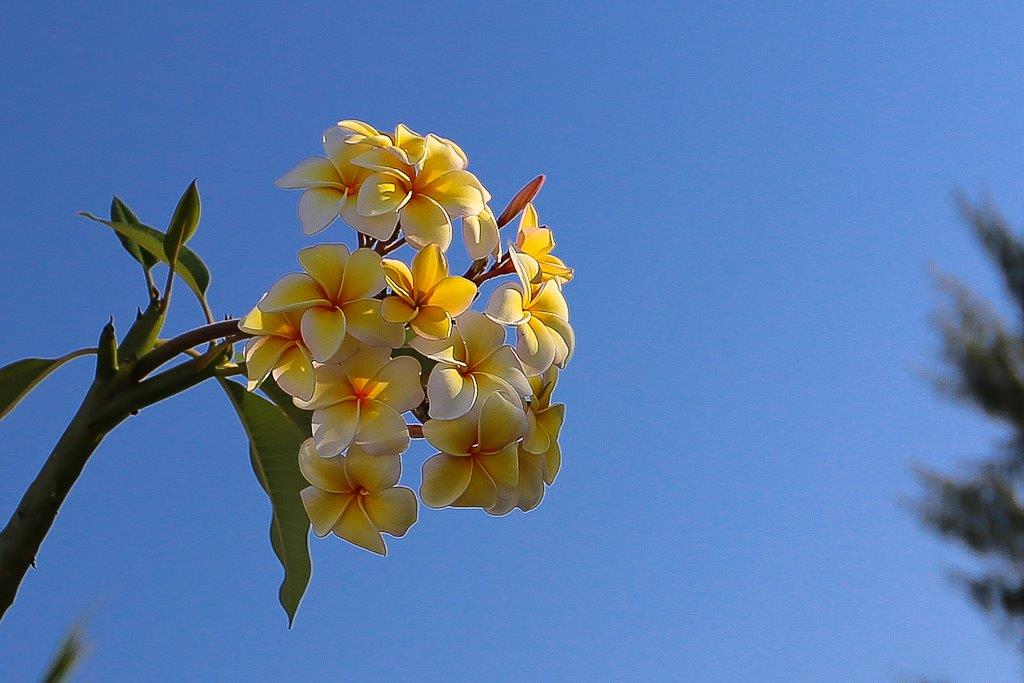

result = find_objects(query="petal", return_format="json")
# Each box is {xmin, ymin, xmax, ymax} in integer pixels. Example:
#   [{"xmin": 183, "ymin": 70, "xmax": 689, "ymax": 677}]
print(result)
[
  {"xmin": 352, "ymin": 148, "xmax": 414, "ymax": 179},
  {"xmin": 477, "ymin": 444, "xmax": 520, "ymax": 489},
  {"xmin": 382, "ymin": 259, "xmax": 415, "ymax": 297},
  {"xmin": 451, "ymin": 460, "xmax": 498, "ymax": 509},
  {"xmin": 519, "ymin": 203, "xmax": 539, "ymax": 230},
  {"xmin": 300, "ymin": 306, "xmax": 346, "ymax": 363},
  {"xmin": 516, "ymin": 317, "xmax": 556, "ymax": 377},
  {"xmin": 272, "ymin": 345, "xmax": 316, "ymax": 401},
  {"xmin": 333, "ymin": 497, "xmax": 387, "ymax": 555},
  {"xmin": 260, "ymin": 273, "xmax": 329, "ymax": 313},
  {"xmin": 323, "ymin": 334, "xmax": 365, "ymax": 365},
  {"xmin": 410, "ymin": 306, "xmax": 452, "ymax": 341},
  {"xmin": 530, "ymin": 280, "xmax": 570, "ymax": 319},
  {"xmin": 474, "ymin": 372, "xmax": 526, "ymax": 411},
  {"xmin": 411, "ymin": 243, "xmax": 449, "ymax": 293},
  {"xmin": 454, "ymin": 311, "xmax": 505, "ymax": 364},
  {"xmin": 422, "ymin": 413, "xmax": 477, "ymax": 455},
  {"xmin": 356, "ymin": 171, "xmax": 412, "ymax": 216},
  {"xmin": 535, "ymin": 313, "xmax": 575, "ymax": 368},
  {"xmin": 399, "ymin": 195, "xmax": 452, "ymax": 251},
  {"xmin": 333, "ymin": 119, "xmax": 381, "ymax": 139},
  {"xmin": 522, "ymin": 410, "xmax": 551, "ymax": 454},
  {"xmin": 298, "ymin": 187, "xmax": 345, "ymax": 236},
  {"xmin": 343, "ymin": 445, "xmax": 401, "ymax": 490},
  {"xmin": 424, "ymin": 277, "xmax": 476, "ymax": 316},
  {"xmin": 244, "ymin": 336, "xmax": 291, "ymax": 390},
  {"xmin": 485, "ymin": 282, "xmax": 529, "ymax": 326},
  {"xmin": 420, "ymin": 453, "xmax": 473, "ymax": 508},
  {"xmin": 339, "ymin": 195, "xmax": 400, "ymax": 240},
  {"xmin": 544, "ymin": 439, "xmax": 561, "ymax": 485},
  {"xmin": 475, "ymin": 346, "xmax": 531, "ymax": 398},
  {"xmin": 276, "ymin": 157, "xmax": 342, "ymax": 190},
  {"xmin": 417, "ymin": 134, "xmax": 468, "ymax": 187},
  {"xmin": 297, "ymin": 438, "xmax": 352, "ymax": 493},
  {"xmin": 462, "ymin": 208, "xmax": 500, "ymax": 260},
  {"xmin": 410, "ymin": 333, "xmax": 463, "ymax": 365},
  {"xmin": 363, "ymin": 487, "xmax": 418, "ymax": 537},
  {"xmin": 340, "ymin": 248, "xmax": 386, "ymax": 301},
  {"xmin": 342, "ymin": 298, "xmax": 405, "ymax": 348},
  {"xmin": 427, "ymin": 366, "xmax": 477, "ymax": 420},
  {"xmin": 380, "ymin": 296, "xmax": 417, "ymax": 323},
  {"xmin": 485, "ymin": 485, "xmax": 518, "ymax": 517},
  {"xmin": 536, "ymin": 403, "xmax": 566, "ymax": 441},
  {"xmin": 513, "ymin": 450, "xmax": 547, "ymax": 512},
  {"xmin": 301, "ymin": 487, "xmax": 352, "ymax": 537},
  {"xmin": 420, "ymin": 169, "xmax": 490, "ymax": 219},
  {"xmin": 355, "ymin": 401, "xmax": 411, "ymax": 455},
  {"xmin": 370, "ymin": 356, "xmax": 425, "ymax": 412},
  {"xmin": 297, "ymin": 243, "xmax": 350, "ymax": 299},
  {"xmin": 477, "ymin": 392, "xmax": 527, "ymax": 453},
  {"xmin": 343, "ymin": 346, "xmax": 393, "ymax": 383},
  {"xmin": 295, "ymin": 363, "xmax": 354, "ymax": 410},
  {"xmin": 311, "ymin": 399, "xmax": 360, "ymax": 456}
]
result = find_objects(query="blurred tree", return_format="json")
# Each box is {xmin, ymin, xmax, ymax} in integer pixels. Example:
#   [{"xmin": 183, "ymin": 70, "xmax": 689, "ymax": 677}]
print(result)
[{"xmin": 919, "ymin": 195, "xmax": 1024, "ymax": 645}]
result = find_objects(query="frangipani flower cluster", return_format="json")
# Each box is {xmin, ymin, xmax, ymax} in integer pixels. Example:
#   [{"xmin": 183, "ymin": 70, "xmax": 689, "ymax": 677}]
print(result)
[{"xmin": 244, "ymin": 120, "xmax": 575, "ymax": 556}]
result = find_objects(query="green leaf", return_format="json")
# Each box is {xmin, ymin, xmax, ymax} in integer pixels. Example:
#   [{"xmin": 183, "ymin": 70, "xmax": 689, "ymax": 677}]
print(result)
[
  {"xmin": 0, "ymin": 349, "xmax": 96, "ymax": 420},
  {"xmin": 219, "ymin": 379, "xmax": 311, "ymax": 627},
  {"xmin": 78, "ymin": 211, "xmax": 211, "ymax": 300},
  {"xmin": 118, "ymin": 300, "xmax": 167, "ymax": 364},
  {"xmin": 110, "ymin": 196, "xmax": 158, "ymax": 272},
  {"xmin": 163, "ymin": 180, "xmax": 201, "ymax": 269}
]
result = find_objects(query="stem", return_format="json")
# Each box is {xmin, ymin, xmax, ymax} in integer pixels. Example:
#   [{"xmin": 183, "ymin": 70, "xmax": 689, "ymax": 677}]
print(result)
[
  {"xmin": 0, "ymin": 384, "xmax": 122, "ymax": 619},
  {"xmin": 131, "ymin": 319, "xmax": 247, "ymax": 380},
  {"xmin": 381, "ymin": 237, "xmax": 406, "ymax": 255}
]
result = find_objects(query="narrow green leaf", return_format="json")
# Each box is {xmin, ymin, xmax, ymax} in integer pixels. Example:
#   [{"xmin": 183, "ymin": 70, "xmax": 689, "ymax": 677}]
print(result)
[
  {"xmin": 118, "ymin": 299, "xmax": 167, "ymax": 363},
  {"xmin": 78, "ymin": 212, "xmax": 211, "ymax": 299},
  {"xmin": 110, "ymin": 196, "xmax": 158, "ymax": 271},
  {"xmin": 0, "ymin": 349, "xmax": 96, "ymax": 420},
  {"xmin": 219, "ymin": 379, "xmax": 312, "ymax": 627},
  {"xmin": 164, "ymin": 180, "xmax": 201, "ymax": 269},
  {"xmin": 41, "ymin": 623, "xmax": 87, "ymax": 683}
]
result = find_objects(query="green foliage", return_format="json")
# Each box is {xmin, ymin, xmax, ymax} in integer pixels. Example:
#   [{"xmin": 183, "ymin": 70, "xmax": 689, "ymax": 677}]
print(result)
[
  {"xmin": 78, "ymin": 211, "xmax": 211, "ymax": 302},
  {"xmin": 118, "ymin": 300, "xmax": 167, "ymax": 364},
  {"xmin": 920, "ymin": 197, "xmax": 1024, "ymax": 646},
  {"xmin": 109, "ymin": 196, "xmax": 158, "ymax": 274},
  {"xmin": 40, "ymin": 623, "xmax": 87, "ymax": 683},
  {"xmin": 0, "ymin": 349, "xmax": 96, "ymax": 420},
  {"xmin": 219, "ymin": 379, "xmax": 312, "ymax": 627},
  {"xmin": 163, "ymin": 180, "xmax": 201, "ymax": 269},
  {"xmin": 257, "ymin": 376, "xmax": 313, "ymax": 436}
]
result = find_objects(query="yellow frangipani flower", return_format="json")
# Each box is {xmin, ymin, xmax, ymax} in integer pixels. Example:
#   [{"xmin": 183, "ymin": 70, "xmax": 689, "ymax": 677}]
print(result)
[
  {"xmin": 240, "ymin": 305, "xmax": 319, "ymax": 401},
  {"xmin": 462, "ymin": 205, "xmax": 500, "ymax": 261},
  {"xmin": 515, "ymin": 204, "xmax": 574, "ymax": 284},
  {"xmin": 486, "ymin": 367, "xmax": 565, "ymax": 516},
  {"xmin": 295, "ymin": 346, "xmax": 424, "ymax": 457},
  {"xmin": 419, "ymin": 392, "xmax": 527, "ymax": 510},
  {"xmin": 276, "ymin": 120, "xmax": 405, "ymax": 239},
  {"xmin": 411, "ymin": 311, "xmax": 530, "ymax": 419},
  {"xmin": 258, "ymin": 244, "xmax": 403, "ymax": 363},
  {"xmin": 522, "ymin": 367, "xmax": 565, "ymax": 486},
  {"xmin": 381, "ymin": 244, "xmax": 477, "ymax": 341},
  {"xmin": 298, "ymin": 439, "xmax": 417, "ymax": 556},
  {"xmin": 485, "ymin": 247, "xmax": 575, "ymax": 376},
  {"xmin": 353, "ymin": 132, "xmax": 491, "ymax": 250}
]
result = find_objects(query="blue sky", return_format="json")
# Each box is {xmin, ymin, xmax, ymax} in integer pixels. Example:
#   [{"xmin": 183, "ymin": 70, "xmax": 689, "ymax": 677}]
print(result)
[{"xmin": 2, "ymin": 1, "xmax": 1024, "ymax": 679}]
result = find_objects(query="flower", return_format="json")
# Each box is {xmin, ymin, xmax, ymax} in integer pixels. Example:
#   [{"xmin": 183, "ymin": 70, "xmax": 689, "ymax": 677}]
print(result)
[
  {"xmin": 381, "ymin": 244, "xmax": 477, "ymax": 340},
  {"xmin": 419, "ymin": 392, "xmax": 527, "ymax": 510},
  {"xmin": 296, "ymin": 346, "xmax": 424, "ymax": 456},
  {"xmin": 411, "ymin": 311, "xmax": 530, "ymax": 419},
  {"xmin": 485, "ymin": 247, "xmax": 575, "ymax": 376},
  {"xmin": 515, "ymin": 203, "xmax": 573, "ymax": 284},
  {"xmin": 239, "ymin": 306, "xmax": 319, "ymax": 400},
  {"xmin": 522, "ymin": 367, "xmax": 565, "ymax": 486},
  {"xmin": 298, "ymin": 439, "xmax": 417, "ymax": 556},
  {"xmin": 257, "ymin": 244, "xmax": 403, "ymax": 363},
  {"xmin": 353, "ymin": 132, "xmax": 490, "ymax": 250},
  {"xmin": 462, "ymin": 205, "xmax": 500, "ymax": 261},
  {"xmin": 276, "ymin": 120, "xmax": 406, "ymax": 239}
]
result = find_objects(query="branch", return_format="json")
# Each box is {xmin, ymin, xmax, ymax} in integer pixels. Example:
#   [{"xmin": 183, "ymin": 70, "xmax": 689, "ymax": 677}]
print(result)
[{"xmin": 131, "ymin": 319, "xmax": 248, "ymax": 380}]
